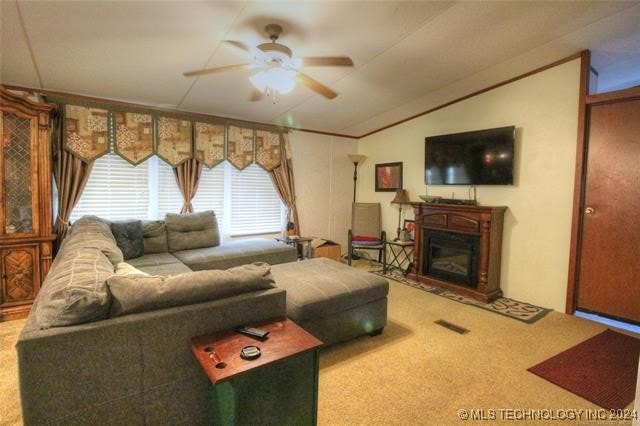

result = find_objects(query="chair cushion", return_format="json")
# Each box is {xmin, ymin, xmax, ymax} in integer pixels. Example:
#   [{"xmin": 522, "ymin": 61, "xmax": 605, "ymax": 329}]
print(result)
[
  {"xmin": 165, "ymin": 211, "xmax": 220, "ymax": 252},
  {"xmin": 270, "ymin": 258, "xmax": 389, "ymax": 322},
  {"xmin": 111, "ymin": 220, "xmax": 144, "ymax": 260},
  {"xmin": 107, "ymin": 262, "xmax": 275, "ymax": 317},
  {"xmin": 142, "ymin": 220, "xmax": 168, "ymax": 254}
]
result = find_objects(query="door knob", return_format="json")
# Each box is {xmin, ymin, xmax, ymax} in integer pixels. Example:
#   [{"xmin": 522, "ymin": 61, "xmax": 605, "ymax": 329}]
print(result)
[{"xmin": 584, "ymin": 207, "xmax": 595, "ymax": 215}]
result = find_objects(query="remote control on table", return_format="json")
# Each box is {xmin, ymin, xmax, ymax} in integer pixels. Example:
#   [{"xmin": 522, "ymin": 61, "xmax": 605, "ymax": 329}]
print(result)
[{"xmin": 234, "ymin": 326, "xmax": 270, "ymax": 340}]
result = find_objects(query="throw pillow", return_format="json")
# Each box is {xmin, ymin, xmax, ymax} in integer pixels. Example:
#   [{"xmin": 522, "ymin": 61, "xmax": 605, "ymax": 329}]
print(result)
[
  {"xmin": 111, "ymin": 220, "xmax": 144, "ymax": 260},
  {"xmin": 142, "ymin": 220, "xmax": 168, "ymax": 254},
  {"xmin": 115, "ymin": 262, "xmax": 150, "ymax": 276},
  {"xmin": 165, "ymin": 210, "xmax": 220, "ymax": 252},
  {"xmin": 36, "ymin": 247, "xmax": 114, "ymax": 328},
  {"xmin": 107, "ymin": 262, "xmax": 275, "ymax": 317}
]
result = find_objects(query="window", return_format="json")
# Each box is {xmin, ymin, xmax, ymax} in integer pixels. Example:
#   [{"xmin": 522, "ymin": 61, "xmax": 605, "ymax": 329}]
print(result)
[
  {"xmin": 70, "ymin": 153, "xmax": 284, "ymax": 237},
  {"xmin": 71, "ymin": 153, "xmax": 150, "ymax": 221},
  {"xmin": 230, "ymin": 164, "xmax": 283, "ymax": 236}
]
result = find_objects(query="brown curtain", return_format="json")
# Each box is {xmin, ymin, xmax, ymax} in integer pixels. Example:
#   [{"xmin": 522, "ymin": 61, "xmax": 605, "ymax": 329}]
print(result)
[
  {"xmin": 173, "ymin": 158, "xmax": 203, "ymax": 214},
  {"xmin": 269, "ymin": 133, "xmax": 300, "ymax": 235},
  {"xmin": 52, "ymin": 109, "xmax": 94, "ymax": 248}
]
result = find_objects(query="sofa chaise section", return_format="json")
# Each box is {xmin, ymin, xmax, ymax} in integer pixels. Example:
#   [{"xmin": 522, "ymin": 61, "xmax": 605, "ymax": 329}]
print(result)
[
  {"xmin": 271, "ymin": 257, "xmax": 389, "ymax": 346},
  {"xmin": 173, "ymin": 238, "xmax": 298, "ymax": 271}
]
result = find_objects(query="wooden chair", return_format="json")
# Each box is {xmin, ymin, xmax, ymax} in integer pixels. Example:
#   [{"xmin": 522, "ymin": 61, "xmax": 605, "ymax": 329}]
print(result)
[{"xmin": 347, "ymin": 202, "xmax": 386, "ymax": 268}]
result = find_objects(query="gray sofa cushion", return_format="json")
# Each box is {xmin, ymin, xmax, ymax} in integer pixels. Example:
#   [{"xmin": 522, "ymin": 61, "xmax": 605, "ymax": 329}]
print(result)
[
  {"xmin": 111, "ymin": 220, "xmax": 144, "ymax": 260},
  {"xmin": 165, "ymin": 211, "xmax": 220, "ymax": 252},
  {"xmin": 127, "ymin": 253, "xmax": 192, "ymax": 275},
  {"xmin": 142, "ymin": 220, "xmax": 168, "ymax": 254},
  {"xmin": 270, "ymin": 257, "xmax": 389, "ymax": 322},
  {"xmin": 173, "ymin": 238, "xmax": 298, "ymax": 271},
  {"xmin": 107, "ymin": 262, "xmax": 275, "ymax": 317},
  {"xmin": 61, "ymin": 223, "xmax": 123, "ymax": 266},
  {"xmin": 35, "ymin": 247, "xmax": 114, "ymax": 328}
]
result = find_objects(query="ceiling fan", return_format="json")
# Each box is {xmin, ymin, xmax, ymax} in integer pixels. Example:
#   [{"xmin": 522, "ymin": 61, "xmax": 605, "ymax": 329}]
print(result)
[{"xmin": 183, "ymin": 24, "xmax": 354, "ymax": 101}]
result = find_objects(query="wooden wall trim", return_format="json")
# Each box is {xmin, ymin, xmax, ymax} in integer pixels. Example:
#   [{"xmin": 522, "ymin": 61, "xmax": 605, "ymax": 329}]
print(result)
[
  {"xmin": 358, "ymin": 51, "xmax": 585, "ymax": 139},
  {"xmin": 586, "ymin": 86, "xmax": 640, "ymax": 106},
  {"xmin": 4, "ymin": 51, "xmax": 585, "ymax": 141},
  {"xmin": 565, "ymin": 50, "xmax": 591, "ymax": 314}
]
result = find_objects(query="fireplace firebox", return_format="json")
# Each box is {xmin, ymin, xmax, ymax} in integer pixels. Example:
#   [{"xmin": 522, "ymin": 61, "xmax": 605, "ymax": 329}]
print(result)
[
  {"xmin": 407, "ymin": 203, "xmax": 506, "ymax": 302},
  {"xmin": 423, "ymin": 231, "xmax": 479, "ymax": 287}
]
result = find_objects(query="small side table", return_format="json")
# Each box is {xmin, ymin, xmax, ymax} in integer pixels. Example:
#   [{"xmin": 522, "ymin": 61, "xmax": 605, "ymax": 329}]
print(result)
[
  {"xmin": 192, "ymin": 319, "xmax": 323, "ymax": 425},
  {"xmin": 276, "ymin": 236, "xmax": 313, "ymax": 259},
  {"xmin": 385, "ymin": 240, "xmax": 415, "ymax": 276}
]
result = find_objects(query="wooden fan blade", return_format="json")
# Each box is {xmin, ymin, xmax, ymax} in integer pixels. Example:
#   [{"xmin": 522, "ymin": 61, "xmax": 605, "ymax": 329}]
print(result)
[
  {"xmin": 183, "ymin": 63, "xmax": 253, "ymax": 77},
  {"xmin": 249, "ymin": 89, "xmax": 264, "ymax": 102},
  {"xmin": 296, "ymin": 72, "xmax": 338, "ymax": 99},
  {"xmin": 300, "ymin": 57, "xmax": 354, "ymax": 67},
  {"xmin": 224, "ymin": 40, "xmax": 252, "ymax": 54}
]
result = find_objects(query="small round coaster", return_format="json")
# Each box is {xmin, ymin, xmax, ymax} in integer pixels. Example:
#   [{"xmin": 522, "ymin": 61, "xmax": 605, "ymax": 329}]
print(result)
[{"xmin": 240, "ymin": 345, "xmax": 261, "ymax": 360}]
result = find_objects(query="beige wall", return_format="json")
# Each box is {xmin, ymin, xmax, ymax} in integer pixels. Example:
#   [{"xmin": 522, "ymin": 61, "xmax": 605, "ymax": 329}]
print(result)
[
  {"xmin": 289, "ymin": 131, "xmax": 358, "ymax": 252},
  {"xmin": 357, "ymin": 59, "xmax": 581, "ymax": 311}
]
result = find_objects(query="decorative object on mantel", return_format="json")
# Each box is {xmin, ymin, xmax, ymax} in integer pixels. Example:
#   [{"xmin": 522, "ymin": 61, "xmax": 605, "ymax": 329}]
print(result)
[
  {"xmin": 114, "ymin": 111, "xmax": 154, "ymax": 165},
  {"xmin": 64, "ymin": 105, "xmax": 109, "ymax": 161},
  {"xmin": 347, "ymin": 154, "xmax": 366, "ymax": 203},
  {"xmin": 375, "ymin": 162, "xmax": 402, "ymax": 192},
  {"xmin": 391, "ymin": 189, "xmax": 411, "ymax": 240},
  {"xmin": 156, "ymin": 117, "xmax": 192, "ymax": 166},
  {"xmin": 371, "ymin": 268, "xmax": 551, "ymax": 324}
]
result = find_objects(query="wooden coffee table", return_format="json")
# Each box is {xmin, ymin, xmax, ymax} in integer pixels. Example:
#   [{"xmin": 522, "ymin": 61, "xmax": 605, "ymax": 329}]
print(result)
[{"xmin": 192, "ymin": 318, "xmax": 323, "ymax": 425}]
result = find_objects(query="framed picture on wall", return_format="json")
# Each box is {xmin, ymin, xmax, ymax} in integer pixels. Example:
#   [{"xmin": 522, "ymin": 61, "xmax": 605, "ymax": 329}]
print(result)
[{"xmin": 375, "ymin": 162, "xmax": 403, "ymax": 192}]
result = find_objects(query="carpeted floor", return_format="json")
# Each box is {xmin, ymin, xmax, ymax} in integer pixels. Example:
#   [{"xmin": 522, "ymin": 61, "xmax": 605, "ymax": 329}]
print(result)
[{"xmin": 1, "ymin": 260, "xmax": 637, "ymax": 425}]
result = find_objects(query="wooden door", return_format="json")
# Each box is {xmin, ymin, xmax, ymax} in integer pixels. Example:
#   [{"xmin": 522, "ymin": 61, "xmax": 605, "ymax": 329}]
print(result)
[{"xmin": 576, "ymin": 98, "xmax": 640, "ymax": 323}]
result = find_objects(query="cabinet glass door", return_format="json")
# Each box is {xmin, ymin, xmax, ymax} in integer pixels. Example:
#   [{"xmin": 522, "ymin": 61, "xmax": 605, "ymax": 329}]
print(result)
[{"xmin": 2, "ymin": 111, "xmax": 36, "ymax": 235}]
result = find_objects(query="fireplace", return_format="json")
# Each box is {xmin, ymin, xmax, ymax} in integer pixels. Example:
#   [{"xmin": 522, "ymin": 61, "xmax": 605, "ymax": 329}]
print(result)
[
  {"xmin": 423, "ymin": 230, "xmax": 479, "ymax": 287},
  {"xmin": 408, "ymin": 203, "xmax": 506, "ymax": 302}
]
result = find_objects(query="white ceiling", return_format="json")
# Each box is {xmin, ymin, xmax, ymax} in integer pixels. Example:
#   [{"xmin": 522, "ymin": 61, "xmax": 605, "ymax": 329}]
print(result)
[{"xmin": 2, "ymin": 1, "xmax": 639, "ymax": 137}]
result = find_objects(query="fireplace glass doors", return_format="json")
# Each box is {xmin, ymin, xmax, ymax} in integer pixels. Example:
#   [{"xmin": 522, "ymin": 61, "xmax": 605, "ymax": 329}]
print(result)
[{"xmin": 423, "ymin": 230, "xmax": 479, "ymax": 287}]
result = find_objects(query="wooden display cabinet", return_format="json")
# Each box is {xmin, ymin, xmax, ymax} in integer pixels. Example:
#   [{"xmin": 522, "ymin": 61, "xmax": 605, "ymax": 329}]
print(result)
[{"xmin": 0, "ymin": 88, "xmax": 55, "ymax": 321}]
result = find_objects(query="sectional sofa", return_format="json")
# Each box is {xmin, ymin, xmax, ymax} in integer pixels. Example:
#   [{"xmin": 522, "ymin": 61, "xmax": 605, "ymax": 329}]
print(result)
[{"xmin": 16, "ymin": 211, "xmax": 388, "ymax": 424}]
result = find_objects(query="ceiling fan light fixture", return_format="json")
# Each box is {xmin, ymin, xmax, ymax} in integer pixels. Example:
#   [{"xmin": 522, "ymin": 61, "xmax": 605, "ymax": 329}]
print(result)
[{"xmin": 250, "ymin": 68, "xmax": 296, "ymax": 96}]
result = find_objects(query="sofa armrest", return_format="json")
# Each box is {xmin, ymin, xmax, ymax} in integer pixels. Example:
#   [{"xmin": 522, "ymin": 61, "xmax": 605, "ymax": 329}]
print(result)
[{"xmin": 17, "ymin": 288, "xmax": 286, "ymax": 425}]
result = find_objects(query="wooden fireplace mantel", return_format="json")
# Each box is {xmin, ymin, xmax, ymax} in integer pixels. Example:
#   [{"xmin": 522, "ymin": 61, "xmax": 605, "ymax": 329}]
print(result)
[{"xmin": 407, "ymin": 202, "xmax": 507, "ymax": 302}]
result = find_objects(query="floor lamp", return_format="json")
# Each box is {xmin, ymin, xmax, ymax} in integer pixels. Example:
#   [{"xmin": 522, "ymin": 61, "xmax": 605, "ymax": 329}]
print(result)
[
  {"xmin": 391, "ymin": 189, "xmax": 411, "ymax": 240},
  {"xmin": 348, "ymin": 154, "xmax": 367, "ymax": 203}
]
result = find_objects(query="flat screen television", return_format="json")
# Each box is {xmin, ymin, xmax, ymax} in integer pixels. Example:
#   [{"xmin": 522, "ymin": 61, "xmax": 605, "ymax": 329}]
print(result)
[{"xmin": 425, "ymin": 126, "xmax": 515, "ymax": 185}]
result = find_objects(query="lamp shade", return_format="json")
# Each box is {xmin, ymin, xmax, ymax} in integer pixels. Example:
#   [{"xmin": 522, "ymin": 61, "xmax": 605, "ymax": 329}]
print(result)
[
  {"xmin": 391, "ymin": 189, "xmax": 411, "ymax": 204},
  {"xmin": 348, "ymin": 154, "xmax": 366, "ymax": 164}
]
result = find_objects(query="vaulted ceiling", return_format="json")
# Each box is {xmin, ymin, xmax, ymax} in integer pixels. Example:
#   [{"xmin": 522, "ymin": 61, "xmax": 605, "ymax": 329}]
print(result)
[{"xmin": 2, "ymin": 1, "xmax": 639, "ymax": 137}]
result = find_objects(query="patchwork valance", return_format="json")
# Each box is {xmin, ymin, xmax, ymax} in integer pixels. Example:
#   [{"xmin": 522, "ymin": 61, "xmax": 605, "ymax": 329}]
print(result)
[
  {"xmin": 227, "ymin": 126, "xmax": 254, "ymax": 170},
  {"xmin": 114, "ymin": 112, "xmax": 153, "ymax": 165},
  {"xmin": 156, "ymin": 117, "xmax": 192, "ymax": 167},
  {"xmin": 194, "ymin": 122, "xmax": 225, "ymax": 168},
  {"xmin": 64, "ymin": 105, "xmax": 110, "ymax": 161},
  {"xmin": 58, "ymin": 100, "xmax": 286, "ymax": 170},
  {"xmin": 255, "ymin": 130, "xmax": 282, "ymax": 171}
]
